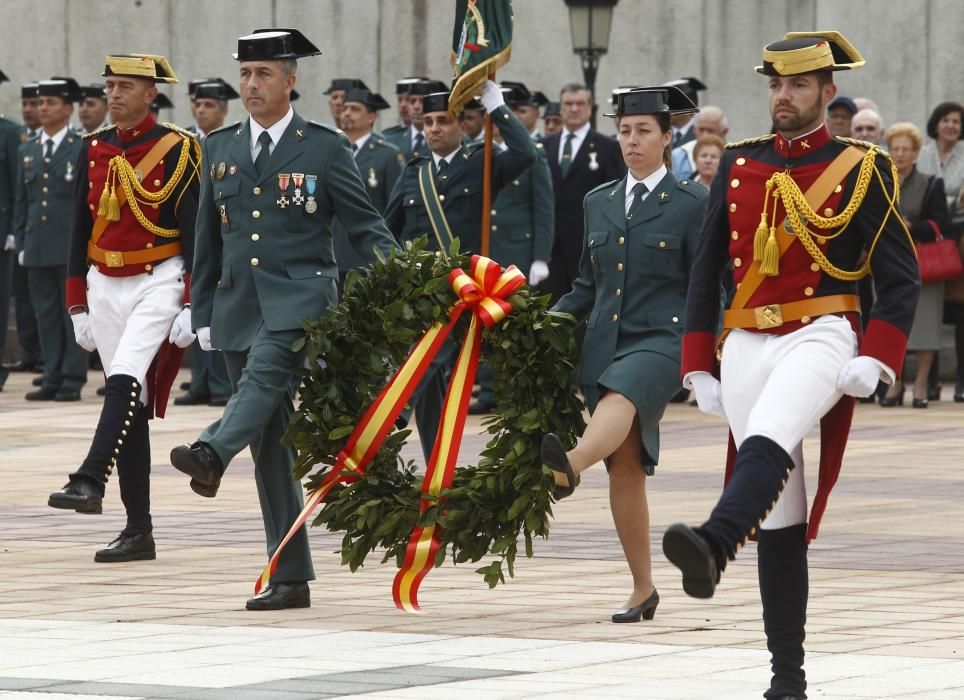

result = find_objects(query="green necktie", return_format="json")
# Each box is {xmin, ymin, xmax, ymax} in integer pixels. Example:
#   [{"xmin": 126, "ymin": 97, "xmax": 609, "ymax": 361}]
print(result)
[
  {"xmin": 254, "ymin": 131, "xmax": 272, "ymax": 176},
  {"xmin": 560, "ymin": 132, "xmax": 575, "ymax": 176},
  {"xmin": 627, "ymin": 182, "xmax": 648, "ymax": 219}
]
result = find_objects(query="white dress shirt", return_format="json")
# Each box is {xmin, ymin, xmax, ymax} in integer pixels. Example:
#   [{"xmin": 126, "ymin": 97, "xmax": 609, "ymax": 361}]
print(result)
[
  {"xmin": 351, "ymin": 132, "xmax": 372, "ymax": 156},
  {"xmin": 432, "ymin": 147, "xmax": 462, "ymax": 169},
  {"xmin": 249, "ymin": 106, "xmax": 294, "ymax": 161},
  {"xmin": 410, "ymin": 124, "xmax": 425, "ymax": 151},
  {"xmin": 557, "ymin": 121, "xmax": 591, "ymax": 165},
  {"xmin": 40, "ymin": 124, "xmax": 70, "ymax": 156},
  {"xmin": 624, "ymin": 164, "xmax": 667, "ymax": 215}
]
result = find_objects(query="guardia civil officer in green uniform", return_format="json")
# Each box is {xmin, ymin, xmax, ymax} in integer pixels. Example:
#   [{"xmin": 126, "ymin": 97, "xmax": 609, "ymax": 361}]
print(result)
[
  {"xmin": 382, "ymin": 77, "xmax": 426, "ymax": 147},
  {"xmin": 541, "ymin": 86, "xmax": 707, "ymax": 624},
  {"xmin": 322, "ymin": 77, "xmax": 367, "ymax": 130},
  {"xmin": 383, "ymin": 78, "xmax": 447, "ymax": 160},
  {"xmin": 0, "ymin": 69, "xmax": 24, "ymax": 391},
  {"xmin": 383, "ymin": 82, "xmax": 536, "ymax": 459},
  {"xmin": 331, "ymin": 87, "xmax": 404, "ymax": 284},
  {"xmin": 170, "ymin": 28, "xmax": 398, "ymax": 611},
  {"xmin": 14, "ymin": 78, "xmax": 88, "ymax": 401},
  {"xmin": 469, "ymin": 82, "xmax": 555, "ymax": 414}
]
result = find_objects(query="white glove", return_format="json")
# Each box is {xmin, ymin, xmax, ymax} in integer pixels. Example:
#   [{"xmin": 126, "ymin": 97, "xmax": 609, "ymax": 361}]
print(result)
[
  {"xmin": 479, "ymin": 80, "xmax": 505, "ymax": 113},
  {"xmin": 3, "ymin": 234, "xmax": 14, "ymax": 251},
  {"xmin": 17, "ymin": 251, "xmax": 24, "ymax": 266},
  {"xmin": 528, "ymin": 260, "xmax": 549, "ymax": 286},
  {"xmin": 836, "ymin": 356, "xmax": 883, "ymax": 397},
  {"xmin": 689, "ymin": 372, "xmax": 726, "ymax": 418},
  {"xmin": 197, "ymin": 326, "xmax": 213, "ymax": 352},
  {"xmin": 70, "ymin": 312, "xmax": 96, "ymax": 352},
  {"xmin": 168, "ymin": 307, "xmax": 196, "ymax": 348}
]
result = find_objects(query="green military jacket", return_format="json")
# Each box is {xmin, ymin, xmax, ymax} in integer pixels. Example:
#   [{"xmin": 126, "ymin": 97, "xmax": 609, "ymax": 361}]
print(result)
[
  {"xmin": 191, "ymin": 111, "xmax": 397, "ymax": 352},
  {"xmin": 555, "ymin": 170, "xmax": 708, "ymax": 386},
  {"xmin": 332, "ymin": 133, "xmax": 404, "ymax": 276},
  {"xmin": 0, "ymin": 117, "xmax": 21, "ymax": 240},
  {"xmin": 383, "ymin": 105, "xmax": 536, "ymax": 254},
  {"xmin": 14, "ymin": 128, "xmax": 83, "ymax": 267},
  {"xmin": 488, "ymin": 141, "xmax": 554, "ymax": 272},
  {"xmin": 383, "ymin": 124, "xmax": 421, "ymax": 160}
]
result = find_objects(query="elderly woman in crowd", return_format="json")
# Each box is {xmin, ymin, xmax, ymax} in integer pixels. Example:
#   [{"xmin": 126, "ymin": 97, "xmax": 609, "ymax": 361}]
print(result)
[
  {"xmin": 691, "ymin": 134, "xmax": 725, "ymax": 189},
  {"xmin": 879, "ymin": 122, "xmax": 951, "ymax": 407}
]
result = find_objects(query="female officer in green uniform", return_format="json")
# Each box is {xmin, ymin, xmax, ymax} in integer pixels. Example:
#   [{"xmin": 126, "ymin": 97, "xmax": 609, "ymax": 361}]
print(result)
[{"xmin": 542, "ymin": 86, "xmax": 708, "ymax": 623}]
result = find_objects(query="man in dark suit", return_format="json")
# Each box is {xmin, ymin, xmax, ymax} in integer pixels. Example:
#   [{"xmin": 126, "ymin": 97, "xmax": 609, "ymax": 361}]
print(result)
[{"xmin": 542, "ymin": 82, "xmax": 625, "ymax": 303}]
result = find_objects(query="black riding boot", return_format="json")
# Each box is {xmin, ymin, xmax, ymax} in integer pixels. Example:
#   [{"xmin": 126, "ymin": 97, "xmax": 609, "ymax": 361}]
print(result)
[
  {"xmin": 759, "ymin": 523, "xmax": 809, "ymax": 700},
  {"xmin": 74, "ymin": 374, "xmax": 142, "ymax": 486},
  {"xmin": 117, "ymin": 407, "xmax": 152, "ymax": 536}
]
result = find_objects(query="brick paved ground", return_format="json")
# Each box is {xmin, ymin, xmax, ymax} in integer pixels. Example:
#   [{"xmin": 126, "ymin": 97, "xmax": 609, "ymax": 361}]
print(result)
[{"xmin": 0, "ymin": 369, "xmax": 962, "ymax": 699}]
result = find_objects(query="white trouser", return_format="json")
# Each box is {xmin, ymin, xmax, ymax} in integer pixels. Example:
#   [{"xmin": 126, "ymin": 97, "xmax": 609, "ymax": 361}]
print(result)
[
  {"xmin": 719, "ymin": 315, "xmax": 858, "ymax": 530},
  {"xmin": 87, "ymin": 256, "xmax": 185, "ymax": 403}
]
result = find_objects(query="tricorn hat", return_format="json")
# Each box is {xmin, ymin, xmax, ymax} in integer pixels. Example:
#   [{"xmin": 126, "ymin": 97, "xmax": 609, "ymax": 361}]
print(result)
[
  {"xmin": 21, "ymin": 83, "xmax": 39, "ymax": 99},
  {"xmin": 395, "ymin": 76, "xmax": 430, "ymax": 95},
  {"xmin": 150, "ymin": 93, "xmax": 174, "ymax": 111},
  {"xmin": 409, "ymin": 79, "xmax": 449, "ymax": 97},
  {"xmin": 324, "ymin": 78, "xmax": 369, "ymax": 95},
  {"xmin": 38, "ymin": 77, "xmax": 82, "ymax": 101},
  {"xmin": 79, "ymin": 83, "xmax": 107, "ymax": 101},
  {"xmin": 103, "ymin": 54, "xmax": 179, "ymax": 84},
  {"xmin": 661, "ymin": 77, "xmax": 707, "ymax": 106},
  {"xmin": 757, "ymin": 31, "xmax": 864, "ymax": 76},
  {"xmin": 193, "ymin": 80, "xmax": 240, "ymax": 101},
  {"xmin": 543, "ymin": 101, "xmax": 561, "ymax": 118},
  {"xmin": 500, "ymin": 80, "xmax": 547, "ymax": 108},
  {"xmin": 421, "ymin": 91, "xmax": 451, "ymax": 115},
  {"xmin": 343, "ymin": 88, "xmax": 391, "ymax": 112},
  {"xmin": 604, "ymin": 86, "xmax": 699, "ymax": 118},
  {"xmin": 234, "ymin": 28, "xmax": 321, "ymax": 61}
]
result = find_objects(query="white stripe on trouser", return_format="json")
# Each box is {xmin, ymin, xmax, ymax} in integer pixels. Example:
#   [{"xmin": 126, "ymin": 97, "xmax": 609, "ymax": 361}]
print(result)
[
  {"xmin": 719, "ymin": 315, "xmax": 858, "ymax": 530},
  {"xmin": 86, "ymin": 257, "xmax": 185, "ymax": 404}
]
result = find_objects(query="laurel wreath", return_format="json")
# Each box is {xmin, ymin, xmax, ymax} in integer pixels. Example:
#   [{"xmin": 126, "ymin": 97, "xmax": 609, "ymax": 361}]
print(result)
[{"xmin": 284, "ymin": 239, "xmax": 585, "ymax": 587}]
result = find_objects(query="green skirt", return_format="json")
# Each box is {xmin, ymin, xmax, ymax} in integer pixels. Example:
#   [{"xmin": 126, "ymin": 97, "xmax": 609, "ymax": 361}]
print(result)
[{"xmin": 581, "ymin": 350, "xmax": 682, "ymax": 475}]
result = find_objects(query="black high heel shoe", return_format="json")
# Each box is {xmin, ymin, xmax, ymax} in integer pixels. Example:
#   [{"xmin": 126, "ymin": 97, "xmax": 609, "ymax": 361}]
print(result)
[
  {"xmin": 611, "ymin": 589, "xmax": 659, "ymax": 623},
  {"xmin": 912, "ymin": 398, "xmax": 929, "ymax": 409},
  {"xmin": 878, "ymin": 391, "xmax": 904, "ymax": 407}
]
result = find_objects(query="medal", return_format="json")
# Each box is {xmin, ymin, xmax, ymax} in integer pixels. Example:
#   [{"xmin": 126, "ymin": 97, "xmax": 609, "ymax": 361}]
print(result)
[
  {"xmin": 210, "ymin": 164, "xmax": 216, "ymax": 180},
  {"xmin": 367, "ymin": 167, "xmax": 378, "ymax": 189},
  {"xmin": 277, "ymin": 173, "xmax": 290, "ymax": 209},
  {"xmin": 291, "ymin": 173, "xmax": 305, "ymax": 206},
  {"xmin": 305, "ymin": 174, "xmax": 317, "ymax": 214},
  {"xmin": 588, "ymin": 152, "xmax": 599, "ymax": 171},
  {"xmin": 220, "ymin": 204, "xmax": 229, "ymax": 227},
  {"xmin": 217, "ymin": 162, "xmax": 226, "ymax": 179},
  {"xmin": 64, "ymin": 162, "xmax": 74, "ymax": 182},
  {"xmin": 229, "ymin": 164, "xmax": 237, "ymax": 176}
]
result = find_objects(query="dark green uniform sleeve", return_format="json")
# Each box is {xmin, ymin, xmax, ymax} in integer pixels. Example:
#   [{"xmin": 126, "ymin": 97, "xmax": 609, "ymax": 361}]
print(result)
[
  {"xmin": 552, "ymin": 191, "xmax": 596, "ymax": 321},
  {"xmin": 190, "ymin": 138, "xmax": 222, "ymax": 330},
  {"xmin": 490, "ymin": 106, "xmax": 536, "ymax": 190},
  {"xmin": 531, "ymin": 146, "xmax": 554, "ymax": 263},
  {"xmin": 383, "ymin": 164, "xmax": 411, "ymax": 240},
  {"xmin": 0, "ymin": 122, "xmax": 19, "ymax": 239},
  {"xmin": 13, "ymin": 142, "xmax": 28, "ymax": 251}
]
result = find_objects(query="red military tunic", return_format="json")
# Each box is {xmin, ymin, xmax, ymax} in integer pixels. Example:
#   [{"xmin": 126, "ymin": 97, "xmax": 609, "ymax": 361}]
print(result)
[{"xmin": 681, "ymin": 123, "xmax": 920, "ymax": 539}]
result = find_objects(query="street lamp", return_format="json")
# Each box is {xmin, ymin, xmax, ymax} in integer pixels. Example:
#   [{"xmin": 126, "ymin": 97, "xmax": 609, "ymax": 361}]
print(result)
[{"xmin": 564, "ymin": 0, "xmax": 619, "ymax": 129}]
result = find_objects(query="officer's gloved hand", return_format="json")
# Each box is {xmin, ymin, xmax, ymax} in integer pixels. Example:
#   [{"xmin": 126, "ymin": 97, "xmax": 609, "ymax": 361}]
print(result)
[
  {"xmin": 168, "ymin": 307, "xmax": 196, "ymax": 348},
  {"xmin": 836, "ymin": 355, "xmax": 883, "ymax": 397},
  {"xmin": 197, "ymin": 326, "xmax": 213, "ymax": 352},
  {"xmin": 3, "ymin": 234, "xmax": 15, "ymax": 251},
  {"xmin": 688, "ymin": 372, "xmax": 726, "ymax": 418},
  {"xmin": 70, "ymin": 312, "xmax": 96, "ymax": 352},
  {"xmin": 528, "ymin": 260, "xmax": 549, "ymax": 286},
  {"xmin": 479, "ymin": 80, "xmax": 505, "ymax": 113}
]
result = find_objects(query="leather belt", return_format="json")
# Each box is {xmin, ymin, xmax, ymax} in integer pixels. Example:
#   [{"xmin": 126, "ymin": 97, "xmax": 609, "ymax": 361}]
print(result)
[
  {"xmin": 723, "ymin": 293, "xmax": 860, "ymax": 330},
  {"xmin": 87, "ymin": 241, "xmax": 183, "ymax": 268}
]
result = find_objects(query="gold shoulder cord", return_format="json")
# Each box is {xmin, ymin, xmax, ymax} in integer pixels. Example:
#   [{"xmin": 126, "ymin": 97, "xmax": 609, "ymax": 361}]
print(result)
[
  {"xmin": 753, "ymin": 147, "xmax": 913, "ymax": 280},
  {"xmin": 101, "ymin": 136, "xmax": 201, "ymax": 237}
]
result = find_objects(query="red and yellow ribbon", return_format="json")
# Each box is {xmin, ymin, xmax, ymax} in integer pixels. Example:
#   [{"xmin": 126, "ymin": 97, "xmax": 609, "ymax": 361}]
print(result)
[{"xmin": 255, "ymin": 256, "xmax": 526, "ymax": 610}]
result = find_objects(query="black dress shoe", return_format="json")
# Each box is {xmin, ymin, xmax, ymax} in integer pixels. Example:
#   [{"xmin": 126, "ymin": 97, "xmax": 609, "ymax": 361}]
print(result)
[
  {"xmin": 179, "ymin": 381, "xmax": 191, "ymax": 391},
  {"xmin": 662, "ymin": 523, "xmax": 719, "ymax": 599},
  {"xmin": 928, "ymin": 385, "xmax": 941, "ymax": 401},
  {"xmin": 48, "ymin": 478, "xmax": 104, "ymax": 514},
  {"xmin": 96, "ymin": 385, "xmax": 106, "ymax": 396},
  {"xmin": 95, "ymin": 532, "xmax": 156, "ymax": 562},
  {"xmin": 25, "ymin": 387, "xmax": 58, "ymax": 401},
  {"xmin": 246, "ymin": 582, "xmax": 310, "ymax": 611},
  {"xmin": 540, "ymin": 433, "xmax": 578, "ymax": 500},
  {"xmin": 612, "ymin": 589, "xmax": 659, "ymax": 623},
  {"xmin": 955, "ymin": 393, "xmax": 964, "ymax": 403},
  {"xmin": 54, "ymin": 388, "xmax": 82, "ymax": 402},
  {"xmin": 173, "ymin": 392, "xmax": 210, "ymax": 406},
  {"xmin": 467, "ymin": 399, "xmax": 495, "ymax": 415},
  {"xmin": 170, "ymin": 442, "xmax": 224, "ymax": 497},
  {"xmin": 5, "ymin": 360, "xmax": 36, "ymax": 372},
  {"xmin": 32, "ymin": 376, "xmax": 43, "ymax": 386},
  {"xmin": 912, "ymin": 398, "xmax": 928, "ymax": 409},
  {"xmin": 207, "ymin": 395, "xmax": 229, "ymax": 407}
]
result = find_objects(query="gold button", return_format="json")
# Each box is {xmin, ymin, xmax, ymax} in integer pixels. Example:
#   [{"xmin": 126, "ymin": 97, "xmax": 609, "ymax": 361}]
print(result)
[
  {"xmin": 42, "ymin": 186, "xmax": 48, "ymax": 193},
  {"xmin": 730, "ymin": 178, "xmax": 740, "ymax": 188},
  {"xmin": 251, "ymin": 257, "xmax": 260, "ymax": 266},
  {"xmin": 616, "ymin": 262, "xmax": 624, "ymax": 271},
  {"xmin": 734, "ymin": 257, "xmax": 742, "ymax": 267},
  {"xmin": 43, "ymin": 173, "xmax": 49, "ymax": 179},
  {"xmin": 618, "ymin": 236, "xmax": 625, "ymax": 245},
  {"xmin": 251, "ymin": 233, "xmax": 260, "ymax": 241},
  {"xmin": 615, "ymin": 288, "xmax": 622, "ymax": 296},
  {"xmin": 817, "ymin": 236, "xmax": 826, "ymax": 245},
  {"xmin": 672, "ymin": 316, "xmax": 679, "ymax": 323},
  {"xmin": 40, "ymin": 215, "xmax": 47, "ymax": 221},
  {"xmin": 144, "ymin": 264, "xmax": 152, "ymax": 271},
  {"xmin": 804, "ymin": 286, "xmax": 814, "ymax": 296},
  {"xmin": 801, "ymin": 315, "xmax": 811, "ymax": 324},
  {"xmin": 89, "ymin": 160, "xmax": 95, "ymax": 168},
  {"xmin": 834, "ymin": 185, "xmax": 842, "ymax": 193},
  {"xmin": 252, "ymin": 210, "xmax": 261, "ymax": 219},
  {"xmin": 88, "ymin": 182, "xmax": 93, "ymax": 189},
  {"xmin": 491, "ymin": 225, "xmax": 497, "ymax": 231},
  {"xmin": 823, "ymin": 208, "xmax": 833, "ymax": 216},
  {"xmin": 315, "ymin": 271, "xmax": 322, "ymax": 276},
  {"xmin": 736, "ymin": 282, "xmax": 741, "ymax": 290},
  {"xmin": 491, "ymin": 209, "xmax": 497, "ymax": 216},
  {"xmin": 731, "ymin": 230, "xmax": 739, "ymax": 240},
  {"xmin": 89, "ymin": 203, "xmax": 94, "ymax": 211},
  {"xmin": 659, "ymin": 241, "xmax": 666, "ymax": 248},
  {"xmin": 729, "ymin": 202, "xmax": 737, "ymax": 212},
  {"xmin": 591, "ymin": 255, "xmax": 596, "ymax": 263},
  {"xmin": 612, "ymin": 314, "xmax": 619, "ymax": 321},
  {"xmin": 41, "ymin": 201, "xmax": 47, "ymax": 207},
  {"xmin": 735, "ymin": 157, "xmax": 746, "ymax": 166},
  {"xmin": 152, "ymin": 204, "xmax": 158, "ymax": 209},
  {"xmin": 91, "ymin": 140, "xmax": 98, "ymax": 147},
  {"xmin": 439, "ymin": 194, "xmax": 445, "ymax": 202},
  {"xmin": 154, "ymin": 179, "xmax": 161, "ymax": 186},
  {"xmin": 253, "ymin": 186, "xmax": 262, "ymax": 195},
  {"xmin": 146, "ymin": 242, "xmax": 153, "ymax": 248},
  {"xmin": 464, "ymin": 187, "xmax": 469, "ymax": 193},
  {"xmin": 811, "ymin": 262, "xmax": 820, "ymax": 272}
]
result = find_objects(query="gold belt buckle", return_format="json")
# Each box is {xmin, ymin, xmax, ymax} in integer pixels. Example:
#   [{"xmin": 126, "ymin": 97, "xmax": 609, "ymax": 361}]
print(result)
[
  {"xmin": 105, "ymin": 251, "xmax": 124, "ymax": 268},
  {"xmin": 754, "ymin": 304, "xmax": 784, "ymax": 329}
]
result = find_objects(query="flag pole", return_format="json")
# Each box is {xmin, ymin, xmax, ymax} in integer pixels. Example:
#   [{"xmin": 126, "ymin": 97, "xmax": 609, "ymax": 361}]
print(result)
[{"xmin": 480, "ymin": 69, "xmax": 495, "ymax": 258}]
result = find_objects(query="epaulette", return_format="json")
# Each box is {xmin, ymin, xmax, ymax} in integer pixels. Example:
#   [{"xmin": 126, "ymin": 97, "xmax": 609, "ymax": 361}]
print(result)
[
  {"xmin": 590, "ymin": 178, "xmax": 623, "ymax": 199},
  {"xmin": 83, "ymin": 123, "xmax": 114, "ymax": 140},
  {"xmin": 308, "ymin": 120, "xmax": 344, "ymax": 135},
  {"xmin": 163, "ymin": 122, "xmax": 199, "ymax": 141},
  {"xmin": 834, "ymin": 135, "xmax": 887, "ymax": 157},
  {"xmin": 674, "ymin": 178, "xmax": 708, "ymax": 198},
  {"xmin": 206, "ymin": 120, "xmax": 242, "ymax": 139},
  {"xmin": 406, "ymin": 152, "xmax": 430, "ymax": 166},
  {"xmin": 725, "ymin": 134, "xmax": 775, "ymax": 150}
]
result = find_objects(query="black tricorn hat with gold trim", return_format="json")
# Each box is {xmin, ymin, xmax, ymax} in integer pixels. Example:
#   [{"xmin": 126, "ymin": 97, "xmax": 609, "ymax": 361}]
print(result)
[
  {"xmin": 604, "ymin": 86, "xmax": 698, "ymax": 119},
  {"xmin": 103, "ymin": 54, "xmax": 179, "ymax": 84},
  {"xmin": 756, "ymin": 31, "xmax": 865, "ymax": 76}
]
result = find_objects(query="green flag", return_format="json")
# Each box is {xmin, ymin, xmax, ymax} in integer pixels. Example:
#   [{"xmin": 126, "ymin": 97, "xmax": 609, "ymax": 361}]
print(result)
[{"xmin": 449, "ymin": 0, "xmax": 513, "ymax": 117}]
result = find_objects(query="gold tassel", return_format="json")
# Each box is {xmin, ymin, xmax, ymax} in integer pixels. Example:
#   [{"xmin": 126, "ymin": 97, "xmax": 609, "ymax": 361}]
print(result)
[
  {"xmin": 106, "ymin": 182, "xmax": 121, "ymax": 221},
  {"xmin": 753, "ymin": 213, "xmax": 769, "ymax": 262},
  {"xmin": 97, "ymin": 182, "xmax": 111, "ymax": 218},
  {"xmin": 760, "ymin": 227, "xmax": 779, "ymax": 276}
]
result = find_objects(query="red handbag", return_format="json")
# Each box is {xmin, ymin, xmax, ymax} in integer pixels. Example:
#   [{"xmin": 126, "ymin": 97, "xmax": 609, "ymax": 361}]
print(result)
[{"xmin": 916, "ymin": 220, "xmax": 964, "ymax": 284}]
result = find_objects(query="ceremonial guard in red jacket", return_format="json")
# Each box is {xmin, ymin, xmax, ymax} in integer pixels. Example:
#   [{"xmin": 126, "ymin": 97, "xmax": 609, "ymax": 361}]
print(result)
[
  {"xmin": 47, "ymin": 54, "xmax": 200, "ymax": 564},
  {"xmin": 661, "ymin": 32, "xmax": 919, "ymax": 699}
]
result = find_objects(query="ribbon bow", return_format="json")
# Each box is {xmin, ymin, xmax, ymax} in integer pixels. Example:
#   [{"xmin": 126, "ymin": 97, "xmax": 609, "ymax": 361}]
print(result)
[{"xmin": 255, "ymin": 256, "xmax": 525, "ymax": 612}]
